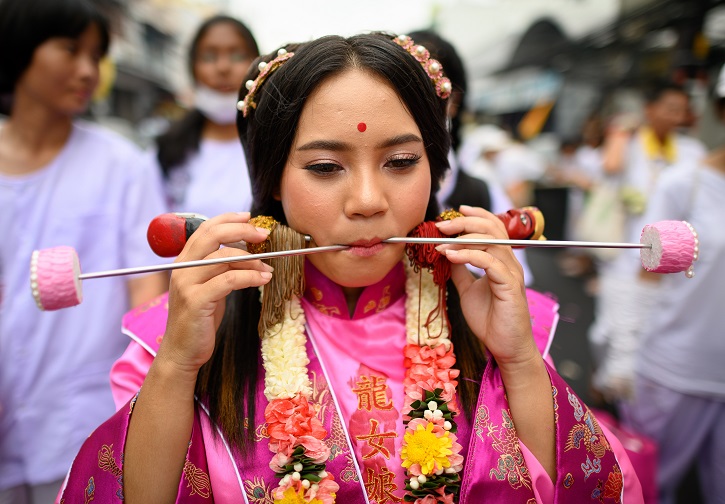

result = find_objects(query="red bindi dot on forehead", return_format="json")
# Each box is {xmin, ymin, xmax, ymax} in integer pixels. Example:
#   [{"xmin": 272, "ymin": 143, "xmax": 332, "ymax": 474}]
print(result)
[{"xmin": 357, "ymin": 122, "xmax": 367, "ymax": 133}]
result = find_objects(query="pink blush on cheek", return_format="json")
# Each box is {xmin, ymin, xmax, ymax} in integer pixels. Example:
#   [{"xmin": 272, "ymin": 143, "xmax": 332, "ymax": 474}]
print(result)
[{"xmin": 357, "ymin": 122, "xmax": 367, "ymax": 132}]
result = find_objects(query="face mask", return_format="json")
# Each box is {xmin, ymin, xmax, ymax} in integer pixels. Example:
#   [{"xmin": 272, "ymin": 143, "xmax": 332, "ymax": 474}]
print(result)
[{"xmin": 194, "ymin": 84, "xmax": 239, "ymax": 125}]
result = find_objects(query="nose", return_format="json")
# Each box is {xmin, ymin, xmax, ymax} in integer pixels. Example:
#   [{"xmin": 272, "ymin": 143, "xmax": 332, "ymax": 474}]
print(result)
[
  {"xmin": 344, "ymin": 167, "xmax": 389, "ymax": 218},
  {"xmin": 215, "ymin": 55, "xmax": 232, "ymax": 76},
  {"xmin": 77, "ymin": 53, "xmax": 99, "ymax": 84}
]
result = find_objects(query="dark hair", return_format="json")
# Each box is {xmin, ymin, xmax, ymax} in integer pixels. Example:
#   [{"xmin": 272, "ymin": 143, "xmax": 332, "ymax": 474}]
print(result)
[
  {"xmin": 408, "ymin": 30, "xmax": 468, "ymax": 152},
  {"xmin": 194, "ymin": 34, "xmax": 487, "ymax": 453},
  {"xmin": 643, "ymin": 80, "xmax": 687, "ymax": 105},
  {"xmin": 715, "ymin": 97, "xmax": 725, "ymax": 119},
  {"xmin": 239, "ymin": 34, "xmax": 449, "ymax": 222},
  {"xmin": 156, "ymin": 16, "xmax": 259, "ymax": 177},
  {"xmin": 0, "ymin": 0, "xmax": 110, "ymax": 95}
]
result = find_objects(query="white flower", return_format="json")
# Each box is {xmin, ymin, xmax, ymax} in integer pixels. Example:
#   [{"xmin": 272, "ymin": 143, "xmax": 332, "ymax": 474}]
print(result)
[{"xmin": 261, "ymin": 296, "xmax": 312, "ymax": 400}]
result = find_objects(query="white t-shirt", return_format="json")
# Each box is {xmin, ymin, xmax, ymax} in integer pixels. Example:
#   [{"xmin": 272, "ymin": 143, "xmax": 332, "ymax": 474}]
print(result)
[
  {"xmin": 607, "ymin": 131, "xmax": 706, "ymax": 276},
  {"xmin": 163, "ymin": 138, "xmax": 252, "ymax": 218},
  {"xmin": 637, "ymin": 164, "xmax": 725, "ymax": 399},
  {"xmin": 494, "ymin": 143, "xmax": 546, "ymax": 188},
  {"xmin": 0, "ymin": 122, "xmax": 168, "ymax": 487}
]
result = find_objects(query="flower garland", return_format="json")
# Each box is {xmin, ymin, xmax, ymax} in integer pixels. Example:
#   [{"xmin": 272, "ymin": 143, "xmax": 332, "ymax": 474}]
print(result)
[
  {"xmin": 261, "ymin": 297, "xmax": 339, "ymax": 504},
  {"xmin": 401, "ymin": 262, "xmax": 464, "ymax": 502},
  {"xmin": 260, "ymin": 263, "xmax": 463, "ymax": 504}
]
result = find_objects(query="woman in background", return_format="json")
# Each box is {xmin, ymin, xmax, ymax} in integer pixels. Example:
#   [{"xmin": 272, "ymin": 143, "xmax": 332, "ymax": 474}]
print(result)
[
  {"xmin": 155, "ymin": 15, "xmax": 259, "ymax": 218},
  {"xmin": 0, "ymin": 0, "xmax": 167, "ymax": 502}
]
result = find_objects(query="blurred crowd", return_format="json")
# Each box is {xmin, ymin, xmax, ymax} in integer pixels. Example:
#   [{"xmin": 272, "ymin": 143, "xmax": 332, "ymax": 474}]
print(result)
[{"xmin": 0, "ymin": 0, "xmax": 723, "ymax": 503}]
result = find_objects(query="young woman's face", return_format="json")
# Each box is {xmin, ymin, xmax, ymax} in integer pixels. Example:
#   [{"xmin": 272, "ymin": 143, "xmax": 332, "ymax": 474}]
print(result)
[
  {"xmin": 646, "ymin": 90, "xmax": 689, "ymax": 134},
  {"xmin": 280, "ymin": 69, "xmax": 432, "ymax": 288},
  {"xmin": 15, "ymin": 23, "xmax": 103, "ymax": 116},
  {"xmin": 193, "ymin": 22, "xmax": 254, "ymax": 93}
]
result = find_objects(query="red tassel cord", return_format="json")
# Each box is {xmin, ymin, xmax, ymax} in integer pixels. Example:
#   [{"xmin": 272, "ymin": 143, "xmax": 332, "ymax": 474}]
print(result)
[
  {"xmin": 404, "ymin": 207, "xmax": 545, "ymax": 344},
  {"xmin": 405, "ymin": 220, "xmax": 452, "ymax": 344}
]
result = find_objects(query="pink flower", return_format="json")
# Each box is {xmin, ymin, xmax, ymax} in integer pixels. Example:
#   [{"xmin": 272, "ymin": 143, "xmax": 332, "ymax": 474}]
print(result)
[
  {"xmin": 265, "ymin": 396, "xmax": 327, "ymax": 455},
  {"xmin": 403, "ymin": 344, "xmax": 460, "ymax": 414},
  {"xmin": 404, "ymin": 378, "xmax": 459, "ymax": 415},
  {"xmin": 306, "ymin": 475, "xmax": 339, "ymax": 504},
  {"xmin": 413, "ymin": 486, "xmax": 455, "ymax": 503},
  {"xmin": 297, "ymin": 435, "xmax": 331, "ymax": 464},
  {"xmin": 269, "ymin": 452, "xmax": 292, "ymax": 473},
  {"xmin": 405, "ymin": 344, "xmax": 456, "ymax": 369}
]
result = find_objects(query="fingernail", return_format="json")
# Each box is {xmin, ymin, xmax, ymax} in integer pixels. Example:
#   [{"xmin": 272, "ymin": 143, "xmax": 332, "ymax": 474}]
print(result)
[
  {"xmin": 459, "ymin": 205, "xmax": 473, "ymax": 211},
  {"xmin": 260, "ymin": 271, "xmax": 273, "ymax": 280},
  {"xmin": 435, "ymin": 220, "xmax": 452, "ymax": 227},
  {"xmin": 263, "ymin": 263, "xmax": 274, "ymax": 272},
  {"xmin": 237, "ymin": 211, "xmax": 251, "ymax": 216},
  {"xmin": 256, "ymin": 226, "xmax": 271, "ymax": 235},
  {"xmin": 445, "ymin": 249, "xmax": 459, "ymax": 257},
  {"xmin": 435, "ymin": 245, "xmax": 449, "ymax": 252}
]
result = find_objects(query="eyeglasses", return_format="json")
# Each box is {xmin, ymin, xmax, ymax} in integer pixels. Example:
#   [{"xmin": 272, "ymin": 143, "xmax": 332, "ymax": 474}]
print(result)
[{"xmin": 196, "ymin": 51, "xmax": 251, "ymax": 64}]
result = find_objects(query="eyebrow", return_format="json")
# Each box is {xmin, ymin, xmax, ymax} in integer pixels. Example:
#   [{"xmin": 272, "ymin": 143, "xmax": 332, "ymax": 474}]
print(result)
[{"xmin": 296, "ymin": 133, "xmax": 423, "ymax": 152}]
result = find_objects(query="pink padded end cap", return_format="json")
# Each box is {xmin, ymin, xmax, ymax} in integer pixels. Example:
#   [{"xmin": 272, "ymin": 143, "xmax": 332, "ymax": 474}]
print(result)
[
  {"xmin": 30, "ymin": 246, "xmax": 83, "ymax": 311},
  {"xmin": 640, "ymin": 220, "xmax": 698, "ymax": 277}
]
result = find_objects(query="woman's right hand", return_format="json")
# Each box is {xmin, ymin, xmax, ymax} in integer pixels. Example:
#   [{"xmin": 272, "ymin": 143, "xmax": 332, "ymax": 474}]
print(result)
[{"xmin": 155, "ymin": 211, "xmax": 273, "ymax": 376}]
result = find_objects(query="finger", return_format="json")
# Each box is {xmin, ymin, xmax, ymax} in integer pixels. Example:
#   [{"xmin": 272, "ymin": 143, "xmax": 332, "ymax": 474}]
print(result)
[
  {"xmin": 457, "ymin": 205, "xmax": 492, "ymax": 218},
  {"xmin": 174, "ymin": 270, "xmax": 272, "ymax": 315},
  {"xmin": 204, "ymin": 269, "xmax": 273, "ymax": 303},
  {"xmin": 459, "ymin": 205, "xmax": 510, "ymax": 236},
  {"xmin": 181, "ymin": 219, "xmax": 270, "ymax": 262},
  {"xmin": 434, "ymin": 213, "xmax": 507, "ymax": 239},
  {"xmin": 435, "ymin": 232, "xmax": 523, "ymax": 279},
  {"xmin": 445, "ymin": 249, "xmax": 520, "ymax": 294},
  {"xmin": 449, "ymin": 262, "xmax": 476, "ymax": 295},
  {"xmin": 173, "ymin": 246, "xmax": 273, "ymax": 287}
]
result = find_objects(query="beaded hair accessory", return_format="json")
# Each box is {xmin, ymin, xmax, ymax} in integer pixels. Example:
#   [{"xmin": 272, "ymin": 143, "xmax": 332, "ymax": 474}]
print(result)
[
  {"xmin": 237, "ymin": 36, "xmax": 452, "ymax": 119},
  {"xmin": 237, "ymin": 48, "xmax": 294, "ymax": 117},
  {"xmin": 393, "ymin": 35, "xmax": 453, "ymax": 99}
]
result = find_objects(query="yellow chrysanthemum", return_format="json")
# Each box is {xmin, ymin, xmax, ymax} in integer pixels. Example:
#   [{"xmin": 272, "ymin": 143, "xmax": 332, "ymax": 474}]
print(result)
[
  {"xmin": 401, "ymin": 421, "xmax": 453, "ymax": 475},
  {"xmin": 274, "ymin": 486, "xmax": 323, "ymax": 504}
]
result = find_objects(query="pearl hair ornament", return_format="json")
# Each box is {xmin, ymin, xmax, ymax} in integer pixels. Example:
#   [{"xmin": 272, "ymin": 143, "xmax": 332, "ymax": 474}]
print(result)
[
  {"xmin": 393, "ymin": 34, "xmax": 453, "ymax": 99},
  {"xmin": 236, "ymin": 35, "xmax": 454, "ymax": 120},
  {"xmin": 237, "ymin": 48, "xmax": 294, "ymax": 117}
]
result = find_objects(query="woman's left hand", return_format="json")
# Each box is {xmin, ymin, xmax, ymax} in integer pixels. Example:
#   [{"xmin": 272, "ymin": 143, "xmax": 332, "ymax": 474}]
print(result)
[{"xmin": 436, "ymin": 205, "xmax": 538, "ymax": 367}]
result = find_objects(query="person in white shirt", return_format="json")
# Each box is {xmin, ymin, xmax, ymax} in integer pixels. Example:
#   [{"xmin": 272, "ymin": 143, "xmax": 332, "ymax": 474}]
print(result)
[
  {"xmin": 619, "ymin": 86, "xmax": 725, "ymax": 504},
  {"xmin": 0, "ymin": 1, "xmax": 168, "ymax": 502},
  {"xmin": 154, "ymin": 15, "xmax": 259, "ymax": 219},
  {"xmin": 588, "ymin": 82, "xmax": 706, "ymax": 401}
]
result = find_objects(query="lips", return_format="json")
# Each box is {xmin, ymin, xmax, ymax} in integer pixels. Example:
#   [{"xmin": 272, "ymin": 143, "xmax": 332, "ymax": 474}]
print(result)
[
  {"xmin": 346, "ymin": 238, "xmax": 385, "ymax": 257},
  {"xmin": 347, "ymin": 238, "xmax": 383, "ymax": 247}
]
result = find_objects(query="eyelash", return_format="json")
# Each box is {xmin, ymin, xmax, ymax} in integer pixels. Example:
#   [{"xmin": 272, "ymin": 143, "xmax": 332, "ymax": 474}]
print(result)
[{"xmin": 304, "ymin": 154, "xmax": 422, "ymax": 175}]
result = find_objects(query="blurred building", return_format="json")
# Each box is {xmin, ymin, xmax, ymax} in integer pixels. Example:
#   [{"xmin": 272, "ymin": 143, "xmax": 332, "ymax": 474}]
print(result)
[
  {"xmin": 93, "ymin": 0, "xmax": 228, "ymax": 141},
  {"xmin": 437, "ymin": 0, "xmax": 725, "ymax": 144}
]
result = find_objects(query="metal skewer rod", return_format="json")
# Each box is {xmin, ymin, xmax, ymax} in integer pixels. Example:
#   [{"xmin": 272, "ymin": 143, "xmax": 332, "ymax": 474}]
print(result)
[
  {"xmin": 79, "ymin": 237, "xmax": 649, "ymax": 281},
  {"xmin": 382, "ymin": 237, "xmax": 651, "ymax": 249},
  {"xmin": 237, "ymin": 236, "xmax": 649, "ymax": 250},
  {"xmin": 79, "ymin": 245, "xmax": 349, "ymax": 280}
]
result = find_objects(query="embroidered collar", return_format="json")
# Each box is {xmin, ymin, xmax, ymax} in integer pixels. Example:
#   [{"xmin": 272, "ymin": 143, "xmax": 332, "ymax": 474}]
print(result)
[{"xmin": 303, "ymin": 261, "xmax": 406, "ymax": 320}]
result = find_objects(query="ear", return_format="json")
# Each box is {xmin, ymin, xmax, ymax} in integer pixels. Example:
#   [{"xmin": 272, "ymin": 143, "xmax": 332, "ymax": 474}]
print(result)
[{"xmin": 273, "ymin": 186, "xmax": 281, "ymax": 201}]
